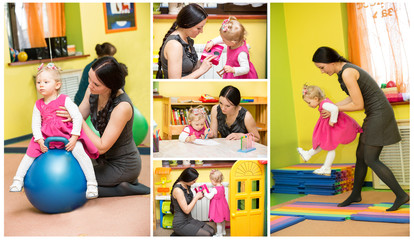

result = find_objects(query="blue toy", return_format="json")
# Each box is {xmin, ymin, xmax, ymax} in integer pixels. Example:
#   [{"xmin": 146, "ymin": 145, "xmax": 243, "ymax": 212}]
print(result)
[{"xmin": 24, "ymin": 137, "xmax": 88, "ymax": 214}]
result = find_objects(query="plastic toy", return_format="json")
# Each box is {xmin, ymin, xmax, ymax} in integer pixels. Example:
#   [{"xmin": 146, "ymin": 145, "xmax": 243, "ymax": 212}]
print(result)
[
  {"xmin": 155, "ymin": 167, "xmax": 172, "ymax": 196},
  {"xmin": 194, "ymin": 183, "xmax": 209, "ymax": 193},
  {"xmin": 18, "ymin": 51, "xmax": 28, "ymax": 62},
  {"xmin": 199, "ymin": 94, "xmax": 218, "ymax": 103},
  {"xmin": 200, "ymin": 44, "xmax": 224, "ymax": 65},
  {"xmin": 237, "ymin": 134, "xmax": 256, "ymax": 153},
  {"xmin": 132, "ymin": 105, "xmax": 149, "ymax": 146},
  {"xmin": 24, "ymin": 137, "xmax": 87, "ymax": 214},
  {"xmin": 86, "ymin": 116, "xmax": 100, "ymax": 136},
  {"xmin": 161, "ymin": 201, "xmax": 174, "ymax": 228}
]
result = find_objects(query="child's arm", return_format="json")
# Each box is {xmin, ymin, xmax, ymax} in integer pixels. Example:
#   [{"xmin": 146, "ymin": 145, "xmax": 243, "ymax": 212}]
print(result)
[
  {"xmin": 64, "ymin": 97, "xmax": 82, "ymax": 151},
  {"xmin": 178, "ymin": 126, "xmax": 195, "ymax": 143},
  {"xmin": 205, "ymin": 36, "xmax": 223, "ymax": 51},
  {"xmin": 322, "ymin": 102, "xmax": 339, "ymax": 126},
  {"xmin": 203, "ymin": 187, "xmax": 217, "ymax": 200},
  {"xmin": 225, "ymin": 52, "xmax": 250, "ymax": 76},
  {"xmin": 32, "ymin": 105, "xmax": 48, "ymax": 152}
]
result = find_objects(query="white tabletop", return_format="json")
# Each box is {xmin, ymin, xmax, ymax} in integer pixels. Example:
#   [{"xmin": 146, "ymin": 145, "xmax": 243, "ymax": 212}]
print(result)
[{"xmin": 153, "ymin": 138, "xmax": 267, "ymax": 159}]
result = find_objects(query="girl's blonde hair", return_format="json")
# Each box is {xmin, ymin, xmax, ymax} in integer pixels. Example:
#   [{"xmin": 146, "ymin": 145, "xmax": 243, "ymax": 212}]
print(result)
[
  {"xmin": 36, "ymin": 63, "xmax": 62, "ymax": 92},
  {"xmin": 219, "ymin": 16, "xmax": 246, "ymax": 44},
  {"xmin": 188, "ymin": 105, "xmax": 207, "ymax": 122},
  {"xmin": 302, "ymin": 84, "xmax": 325, "ymax": 100},
  {"xmin": 210, "ymin": 169, "xmax": 223, "ymax": 183}
]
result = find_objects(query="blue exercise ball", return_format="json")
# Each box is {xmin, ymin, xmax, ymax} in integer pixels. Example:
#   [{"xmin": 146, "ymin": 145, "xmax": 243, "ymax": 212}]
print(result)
[{"xmin": 24, "ymin": 137, "xmax": 87, "ymax": 214}]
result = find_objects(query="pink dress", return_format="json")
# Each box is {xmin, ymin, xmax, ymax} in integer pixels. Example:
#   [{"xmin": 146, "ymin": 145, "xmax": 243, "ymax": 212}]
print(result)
[
  {"xmin": 186, "ymin": 125, "xmax": 206, "ymax": 139},
  {"xmin": 209, "ymin": 186, "xmax": 230, "ymax": 223},
  {"xmin": 26, "ymin": 94, "xmax": 99, "ymax": 159},
  {"xmin": 313, "ymin": 98, "xmax": 363, "ymax": 151},
  {"xmin": 223, "ymin": 41, "xmax": 258, "ymax": 79}
]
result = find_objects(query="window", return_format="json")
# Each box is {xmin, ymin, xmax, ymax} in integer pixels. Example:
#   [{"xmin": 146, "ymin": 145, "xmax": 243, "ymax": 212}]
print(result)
[{"xmin": 348, "ymin": 3, "xmax": 413, "ymax": 93}]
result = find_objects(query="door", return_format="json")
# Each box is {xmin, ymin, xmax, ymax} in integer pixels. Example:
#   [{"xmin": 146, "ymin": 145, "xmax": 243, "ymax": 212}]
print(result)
[{"xmin": 230, "ymin": 161, "xmax": 265, "ymax": 236}]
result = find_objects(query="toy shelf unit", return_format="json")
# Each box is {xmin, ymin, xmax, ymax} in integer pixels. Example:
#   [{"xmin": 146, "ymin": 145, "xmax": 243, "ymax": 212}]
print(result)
[{"xmin": 161, "ymin": 96, "xmax": 267, "ymax": 145}]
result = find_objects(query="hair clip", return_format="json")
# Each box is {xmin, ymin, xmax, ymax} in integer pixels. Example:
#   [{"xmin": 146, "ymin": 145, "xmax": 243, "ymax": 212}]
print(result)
[
  {"xmin": 38, "ymin": 62, "xmax": 60, "ymax": 72},
  {"xmin": 193, "ymin": 108, "xmax": 206, "ymax": 115},
  {"xmin": 221, "ymin": 17, "xmax": 230, "ymax": 32},
  {"xmin": 302, "ymin": 88, "xmax": 308, "ymax": 95}
]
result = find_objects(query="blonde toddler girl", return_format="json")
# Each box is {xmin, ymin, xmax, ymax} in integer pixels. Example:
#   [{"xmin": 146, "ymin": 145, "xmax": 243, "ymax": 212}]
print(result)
[{"xmin": 179, "ymin": 106, "xmax": 210, "ymax": 143}]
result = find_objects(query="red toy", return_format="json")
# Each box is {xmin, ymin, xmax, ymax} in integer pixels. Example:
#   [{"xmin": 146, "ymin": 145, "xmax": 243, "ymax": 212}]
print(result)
[
  {"xmin": 199, "ymin": 94, "xmax": 218, "ymax": 103},
  {"xmin": 194, "ymin": 184, "xmax": 209, "ymax": 193},
  {"xmin": 200, "ymin": 44, "xmax": 224, "ymax": 66},
  {"xmin": 386, "ymin": 81, "xmax": 396, "ymax": 88}
]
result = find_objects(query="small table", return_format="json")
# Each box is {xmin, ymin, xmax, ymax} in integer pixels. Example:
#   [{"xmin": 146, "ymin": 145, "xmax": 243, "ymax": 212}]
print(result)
[{"xmin": 153, "ymin": 138, "xmax": 267, "ymax": 159}]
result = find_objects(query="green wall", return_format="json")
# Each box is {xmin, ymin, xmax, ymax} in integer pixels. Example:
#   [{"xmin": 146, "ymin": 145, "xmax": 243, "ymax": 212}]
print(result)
[
  {"xmin": 65, "ymin": 3, "xmax": 83, "ymax": 53},
  {"xmin": 270, "ymin": 3, "xmax": 299, "ymax": 176}
]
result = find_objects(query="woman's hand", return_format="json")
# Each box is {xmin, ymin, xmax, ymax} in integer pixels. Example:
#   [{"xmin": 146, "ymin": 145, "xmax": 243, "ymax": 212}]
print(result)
[
  {"xmin": 56, "ymin": 106, "xmax": 72, "ymax": 122},
  {"xmin": 199, "ymin": 55, "xmax": 215, "ymax": 73},
  {"xmin": 223, "ymin": 65, "xmax": 235, "ymax": 74},
  {"xmin": 195, "ymin": 191, "xmax": 204, "ymax": 200},
  {"xmin": 204, "ymin": 41, "xmax": 214, "ymax": 52},
  {"xmin": 226, "ymin": 132, "xmax": 244, "ymax": 140},
  {"xmin": 66, "ymin": 135, "xmax": 79, "ymax": 151},
  {"xmin": 321, "ymin": 109, "xmax": 331, "ymax": 118},
  {"xmin": 37, "ymin": 139, "xmax": 48, "ymax": 153}
]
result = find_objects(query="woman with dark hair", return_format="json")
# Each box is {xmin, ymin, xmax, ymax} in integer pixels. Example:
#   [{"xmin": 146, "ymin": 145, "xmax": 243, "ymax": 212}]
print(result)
[
  {"xmin": 156, "ymin": 3, "xmax": 215, "ymax": 79},
  {"xmin": 312, "ymin": 46, "xmax": 409, "ymax": 211},
  {"xmin": 170, "ymin": 167, "xmax": 214, "ymax": 236},
  {"xmin": 61, "ymin": 56, "xmax": 150, "ymax": 197},
  {"xmin": 74, "ymin": 42, "xmax": 117, "ymax": 105},
  {"xmin": 207, "ymin": 85, "xmax": 260, "ymax": 141}
]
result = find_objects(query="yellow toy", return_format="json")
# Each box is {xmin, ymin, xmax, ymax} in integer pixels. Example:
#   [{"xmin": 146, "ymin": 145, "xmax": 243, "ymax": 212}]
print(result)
[
  {"xmin": 155, "ymin": 167, "xmax": 172, "ymax": 196},
  {"xmin": 229, "ymin": 160, "xmax": 266, "ymax": 236}
]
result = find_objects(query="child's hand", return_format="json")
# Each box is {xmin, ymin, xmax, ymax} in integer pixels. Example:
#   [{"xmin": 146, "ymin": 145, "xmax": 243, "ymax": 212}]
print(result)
[
  {"xmin": 205, "ymin": 41, "xmax": 214, "ymax": 52},
  {"xmin": 37, "ymin": 139, "xmax": 48, "ymax": 153},
  {"xmin": 66, "ymin": 135, "xmax": 79, "ymax": 151},
  {"xmin": 223, "ymin": 65, "xmax": 235, "ymax": 73},
  {"xmin": 195, "ymin": 191, "xmax": 204, "ymax": 200},
  {"xmin": 329, "ymin": 121, "xmax": 335, "ymax": 127},
  {"xmin": 186, "ymin": 134, "xmax": 197, "ymax": 142}
]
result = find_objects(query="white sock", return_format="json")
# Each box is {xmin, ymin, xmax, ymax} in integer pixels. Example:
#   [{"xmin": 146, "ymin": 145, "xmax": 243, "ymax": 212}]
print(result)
[
  {"xmin": 322, "ymin": 150, "xmax": 336, "ymax": 169},
  {"xmin": 216, "ymin": 222, "xmax": 223, "ymax": 235}
]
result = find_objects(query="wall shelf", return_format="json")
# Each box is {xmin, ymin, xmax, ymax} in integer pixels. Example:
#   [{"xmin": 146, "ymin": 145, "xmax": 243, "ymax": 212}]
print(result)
[{"xmin": 8, "ymin": 54, "xmax": 90, "ymax": 66}]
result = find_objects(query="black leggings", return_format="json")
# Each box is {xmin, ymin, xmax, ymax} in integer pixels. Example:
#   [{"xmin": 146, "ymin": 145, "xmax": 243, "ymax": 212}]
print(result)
[
  {"xmin": 338, "ymin": 139, "xmax": 409, "ymax": 211},
  {"xmin": 195, "ymin": 224, "xmax": 215, "ymax": 236}
]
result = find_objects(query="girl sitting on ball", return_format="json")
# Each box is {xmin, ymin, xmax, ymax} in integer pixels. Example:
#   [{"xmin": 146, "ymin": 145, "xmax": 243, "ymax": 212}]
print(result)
[{"xmin": 9, "ymin": 63, "xmax": 100, "ymax": 199}]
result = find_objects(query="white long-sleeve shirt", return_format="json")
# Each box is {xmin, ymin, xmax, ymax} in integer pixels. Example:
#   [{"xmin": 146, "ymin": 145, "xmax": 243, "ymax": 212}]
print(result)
[
  {"xmin": 32, "ymin": 96, "xmax": 83, "ymax": 141},
  {"xmin": 178, "ymin": 126, "xmax": 191, "ymax": 143},
  {"xmin": 203, "ymin": 187, "xmax": 218, "ymax": 200},
  {"xmin": 210, "ymin": 36, "xmax": 250, "ymax": 76},
  {"xmin": 322, "ymin": 101, "xmax": 339, "ymax": 123}
]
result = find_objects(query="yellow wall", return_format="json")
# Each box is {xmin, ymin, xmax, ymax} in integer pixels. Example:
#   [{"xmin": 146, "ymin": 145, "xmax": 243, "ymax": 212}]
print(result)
[
  {"xmin": 153, "ymin": 160, "xmax": 233, "ymax": 221},
  {"xmin": 154, "ymin": 18, "xmax": 267, "ymax": 78},
  {"xmin": 153, "ymin": 81, "xmax": 267, "ymax": 136},
  {"xmin": 282, "ymin": 3, "xmax": 410, "ymax": 180},
  {"xmin": 4, "ymin": 3, "xmax": 151, "ymax": 145}
]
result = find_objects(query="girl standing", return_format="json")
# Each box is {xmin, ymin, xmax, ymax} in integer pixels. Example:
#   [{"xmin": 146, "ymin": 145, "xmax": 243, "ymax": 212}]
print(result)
[
  {"xmin": 297, "ymin": 84, "xmax": 362, "ymax": 175},
  {"xmin": 205, "ymin": 16, "xmax": 258, "ymax": 79},
  {"xmin": 203, "ymin": 169, "xmax": 230, "ymax": 237},
  {"xmin": 179, "ymin": 106, "xmax": 210, "ymax": 143},
  {"xmin": 10, "ymin": 63, "xmax": 99, "ymax": 199}
]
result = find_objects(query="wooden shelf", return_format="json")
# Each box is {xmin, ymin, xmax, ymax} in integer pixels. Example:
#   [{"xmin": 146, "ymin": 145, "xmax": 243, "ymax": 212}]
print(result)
[
  {"xmin": 8, "ymin": 54, "xmax": 90, "ymax": 66},
  {"xmin": 168, "ymin": 161, "xmax": 236, "ymax": 170},
  {"xmin": 161, "ymin": 96, "xmax": 267, "ymax": 145}
]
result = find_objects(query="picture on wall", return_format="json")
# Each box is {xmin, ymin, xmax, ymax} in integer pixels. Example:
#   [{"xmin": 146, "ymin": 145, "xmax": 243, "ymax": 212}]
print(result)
[{"xmin": 103, "ymin": 2, "xmax": 137, "ymax": 33}]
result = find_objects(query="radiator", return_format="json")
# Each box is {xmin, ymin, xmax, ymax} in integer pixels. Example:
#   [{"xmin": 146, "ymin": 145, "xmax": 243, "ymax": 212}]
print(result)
[
  {"xmin": 35, "ymin": 69, "xmax": 83, "ymax": 101},
  {"xmin": 373, "ymin": 120, "xmax": 410, "ymax": 189},
  {"xmin": 191, "ymin": 182, "xmax": 229, "ymax": 221}
]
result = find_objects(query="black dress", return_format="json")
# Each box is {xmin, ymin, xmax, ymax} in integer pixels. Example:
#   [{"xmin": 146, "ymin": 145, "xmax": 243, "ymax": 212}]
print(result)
[
  {"xmin": 171, "ymin": 184, "xmax": 206, "ymax": 236},
  {"xmin": 216, "ymin": 106, "xmax": 248, "ymax": 138},
  {"xmin": 338, "ymin": 63, "xmax": 401, "ymax": 146}
]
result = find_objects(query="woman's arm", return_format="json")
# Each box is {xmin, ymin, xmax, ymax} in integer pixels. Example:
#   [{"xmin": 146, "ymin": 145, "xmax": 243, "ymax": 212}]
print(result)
[
  {"xmin": 82, "ymin": 101, "xmax": 133, "ymax": 154},
  {"xmin": 337, "ymin": 68, "xmax": 364, "ymax": 112},
  {"xmin": 208, "ymin": 105, "xmax": 219, "ymax": 138},
  {"xmin": 173, "ymin": 186, "xmax": 203, "ymax": 215}
]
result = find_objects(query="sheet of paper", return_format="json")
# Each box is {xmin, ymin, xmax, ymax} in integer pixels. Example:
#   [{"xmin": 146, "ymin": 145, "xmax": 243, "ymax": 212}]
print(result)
[{"xmin": 193, "ymin": 139, "xmax": 220, "ymax": 146}]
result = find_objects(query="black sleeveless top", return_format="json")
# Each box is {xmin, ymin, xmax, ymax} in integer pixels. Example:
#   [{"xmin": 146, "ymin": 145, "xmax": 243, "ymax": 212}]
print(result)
[
  {"xmin": 160, "ymin": 35, "xmax": 198, "ymax": 78},
  {"xmin": 216, "ymin": 106, "xmax": 248, "ymax": 138},
  {"xmin": 171, "ymin": 184, "xmax": 194, "ymax": 228},
  {"xmin": 338, "ymin": 63, "xmax": 401, "ymax": 146}
]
